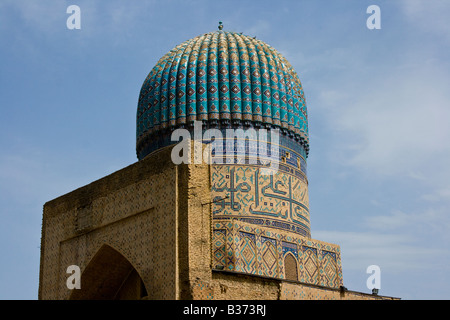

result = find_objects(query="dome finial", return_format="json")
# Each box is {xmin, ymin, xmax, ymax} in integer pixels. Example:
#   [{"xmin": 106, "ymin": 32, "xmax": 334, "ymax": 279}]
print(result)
[{"xmin": 218, "ymin": 21, "xmax": 223, "ymax": 30}]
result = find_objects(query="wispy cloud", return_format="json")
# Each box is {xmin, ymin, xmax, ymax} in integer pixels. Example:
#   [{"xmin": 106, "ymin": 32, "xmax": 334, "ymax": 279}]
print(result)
[
  {"xmin": 315, "ymin": 198, "xmax": 450, "ymax": 282},
  {"xmin": 0, "ymin": 0, "xmax": 67, "ymax": 33},
  {"xmin": 316, "ymin": 50, "xmax": 450, "ymax": 187},
  {"xmin": 421, "ymin": 189, "xmax": 450, "ymax": 203},
  {"xmin": 399, "ymin": 0, "xmax": 450, "ymax": 44},
  {"xmin": 314, "ymin": 229, "xmax": 444, "ymax": 272}
]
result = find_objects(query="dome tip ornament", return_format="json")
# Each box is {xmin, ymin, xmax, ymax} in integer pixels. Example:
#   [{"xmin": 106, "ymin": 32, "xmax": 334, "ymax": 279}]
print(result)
[{"xmin": 218, "ymin": 21, "xmax": 223, "ymax": 30}]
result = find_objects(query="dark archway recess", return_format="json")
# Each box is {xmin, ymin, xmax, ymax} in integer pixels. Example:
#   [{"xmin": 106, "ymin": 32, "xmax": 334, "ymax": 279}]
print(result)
[
  {"xmin": 284, "ymin": 253, "xmax": 298, "ymax": 281},
  {"xmin": 69, "ymin": 245, "xmax": 148, "ymax": 300}
]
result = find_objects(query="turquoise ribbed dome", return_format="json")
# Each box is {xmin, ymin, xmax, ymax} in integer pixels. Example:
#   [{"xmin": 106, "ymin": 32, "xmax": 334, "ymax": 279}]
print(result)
[{"xmin": 136, "ymin": 30, "xmax": 309, "ymax": 160}]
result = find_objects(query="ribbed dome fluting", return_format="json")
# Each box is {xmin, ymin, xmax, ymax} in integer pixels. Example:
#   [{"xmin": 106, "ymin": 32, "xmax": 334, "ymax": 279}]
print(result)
[{"xmin": 136, "ymin": 30, "xmax": 309, "ymax": 160}]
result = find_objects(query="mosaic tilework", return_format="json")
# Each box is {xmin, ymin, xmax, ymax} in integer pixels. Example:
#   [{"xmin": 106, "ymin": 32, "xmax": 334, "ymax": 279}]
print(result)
[
  {"xmin": 191, "ymin": 280, "xmax": 214, "ymax": 300},
  {"xmin": 212, "ymin": 230, "xmax": 227, "ymax": 268},
  {"xmin": 211, "ymin": 163, "xmax": 310, "ymax": 237},
  {"xmin": 136, "ymin": 30, "xmax": 309, "ymax": 160},
  {"xmin": 237, "ymin": 232, "xmax": 258, "ymax": 274},
  {"xmin": 212, "ymin": 219, "xmax": 343, "ymax": 289},
  {"xmin": 302, "ymin": 246, "xmax": 319, "ymax": 285},
  {"xmin": 321, "ymin": 250, "xmax": 339, "ymax": 288},
  {"xmin": 260, "ymin": 237, "xmax": 277, "ymax": 277},
  {"xmin": 207, "ymin": 132, "xmax": 308, "ymax": 177}
]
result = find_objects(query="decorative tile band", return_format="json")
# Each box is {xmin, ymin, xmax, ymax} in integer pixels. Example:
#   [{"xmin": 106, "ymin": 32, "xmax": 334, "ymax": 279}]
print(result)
[
  {"xmin": 211, "ymin": 162, "xmax": 310, "ymax": 237},
  {"xmin": 212, "ymin": 219, "xmax": 343, "ymax": 289}
]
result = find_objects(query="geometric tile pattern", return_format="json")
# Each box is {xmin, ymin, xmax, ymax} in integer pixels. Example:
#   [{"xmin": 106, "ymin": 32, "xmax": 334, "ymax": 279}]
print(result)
[
  {"xmin": 236, "ymin": 233, "xmax": 257, "ymax": 274},
  {"xmin": 212, "ymin": 219, "xmax": 343, "ymax": 289},
  {"xmin": 261, "ymin": 238, "xmax": 277, "ymax": 277},
  {"xmin": 191, "ymin": 280, "xmax": 214, "ymax": 300},
  {"xmin": 321, "ymin": 251, "xmax": 339, "ymax": 288},
  {"xmin": 212, "ymin": 230, "xmax": 226, "ymax": 269},
  {"xmin": 302, "ymin": 246, "xmax": 319, "ymax": 285},
  {"xmin": 136, "ymin": 30, "xmax": 309, "ymax": 160}
]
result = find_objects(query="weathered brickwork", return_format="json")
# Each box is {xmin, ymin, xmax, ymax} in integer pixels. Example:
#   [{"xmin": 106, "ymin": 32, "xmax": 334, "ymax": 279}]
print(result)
[
  {"xmin": 39, "ymin": 147, "xmax": 179, "ymax": 300},
  {"xmin": 39, "ymin": 145, "xmax": 397, "ymax": 300},
  {"xmin": 191, "ymin": 272, "xmax": 396, "ymax": 300}
]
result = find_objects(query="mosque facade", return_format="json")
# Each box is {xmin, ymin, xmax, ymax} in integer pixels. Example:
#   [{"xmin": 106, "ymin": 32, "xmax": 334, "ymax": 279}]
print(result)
[{"xmin": 38, "ymin": 26, "xmax": 397, "ymax": 300}]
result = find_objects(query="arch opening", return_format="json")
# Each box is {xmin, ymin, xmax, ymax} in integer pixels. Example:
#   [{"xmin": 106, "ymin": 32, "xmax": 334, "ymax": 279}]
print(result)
[
  {"xmin": 69, "ymin": 245, "xmax": 148, "ymax": 300},
  {"xmin": 284, "ymin": 253, "xmax": 298, "ymax": 281}
]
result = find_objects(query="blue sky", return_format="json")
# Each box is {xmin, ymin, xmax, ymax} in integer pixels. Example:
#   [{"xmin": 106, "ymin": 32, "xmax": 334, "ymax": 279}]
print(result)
[{"xmin": 1, "ymin": 0, "xmax": 449, "ymax": 300}]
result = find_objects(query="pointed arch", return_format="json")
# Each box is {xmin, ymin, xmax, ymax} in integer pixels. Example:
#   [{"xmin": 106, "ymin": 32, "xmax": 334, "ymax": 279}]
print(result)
[
  {"xmin": 69, "ymin": 244, "xmax": 148, "ymax": 300},
  {"xmin": 284, "ymin": 252, "xmax": 298, "ymax": 281}
]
